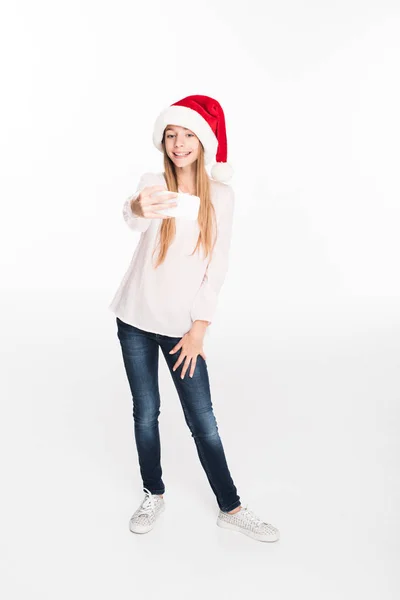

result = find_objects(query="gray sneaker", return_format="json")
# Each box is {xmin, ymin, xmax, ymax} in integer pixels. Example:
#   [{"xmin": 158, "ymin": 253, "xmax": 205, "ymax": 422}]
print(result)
[
  {"xmin": 217, "ymin": 504, "xmax": 280, "ymax": 542},
  {"xmin": 129, "ymin": 488, "xmax": 165, "ymax": 534}
]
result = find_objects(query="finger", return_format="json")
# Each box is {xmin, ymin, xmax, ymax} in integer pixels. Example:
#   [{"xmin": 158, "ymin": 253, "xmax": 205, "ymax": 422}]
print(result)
[
  {"xmin": 169, "ymin": 342, "xmax": 182, "ymax": 355},
  {"xmin": 150, "ymin": 192, "xmax": 178, "ymax": 202},
  {"xmin": 150, "ymin": 201, "xmax": 178, "ymax": 210},
  {"xmin": 172, "ymin": 353, "xmax": 186, "ymax": 372},
  {"xmin": 189, "ymin": 357, "xmax": 197, "ymax": 378},
  {"xmin": 180, "ymin": 356, "xmax": 192, "ymax": 379},
  {"xmin": 145, "ymin": 212, "xmax": 175, "ymax": 219},
  {"xmin": 146, "ymin": 185, "xmax": 168, "ymax": 192}
]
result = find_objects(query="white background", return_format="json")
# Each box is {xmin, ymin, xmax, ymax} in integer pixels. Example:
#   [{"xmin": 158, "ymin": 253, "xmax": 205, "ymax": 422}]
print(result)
[{"xmin": 1, "ymin": 0, "xmax": 399, "ymax": 598}]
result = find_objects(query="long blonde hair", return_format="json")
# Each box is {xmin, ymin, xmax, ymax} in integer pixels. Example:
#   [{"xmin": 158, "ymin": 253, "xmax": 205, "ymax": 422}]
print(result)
[{"xmin": 151, "ymin": 132, "xmax": 217, "ymax": 269}]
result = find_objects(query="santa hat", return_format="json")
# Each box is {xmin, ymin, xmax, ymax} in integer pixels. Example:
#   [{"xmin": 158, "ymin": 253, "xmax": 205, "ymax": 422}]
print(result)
[{"xmin": 152, "ymin": 94, "xmax": 233, "ymax": 183}]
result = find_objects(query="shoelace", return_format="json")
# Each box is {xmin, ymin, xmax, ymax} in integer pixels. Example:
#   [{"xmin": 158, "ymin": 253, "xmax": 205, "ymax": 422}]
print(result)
[
  {"xmin": 136, "ymin": 488, "xmax": 159, "ymax": 515},
  {"xmin": 239, "ymin": 505, "xmax": 265, "ymax": 527}
]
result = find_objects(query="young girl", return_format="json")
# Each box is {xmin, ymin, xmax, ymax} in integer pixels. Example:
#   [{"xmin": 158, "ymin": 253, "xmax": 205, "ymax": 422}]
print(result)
[{"xmin": 109, "ymin": 95, "xmax": 280, "ymax": 543}]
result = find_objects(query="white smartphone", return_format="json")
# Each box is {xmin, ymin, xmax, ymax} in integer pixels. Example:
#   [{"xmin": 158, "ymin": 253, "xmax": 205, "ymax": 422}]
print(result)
[{"xmin": 151, "ymin": 190, "xmax": 200, "ymax": 221}]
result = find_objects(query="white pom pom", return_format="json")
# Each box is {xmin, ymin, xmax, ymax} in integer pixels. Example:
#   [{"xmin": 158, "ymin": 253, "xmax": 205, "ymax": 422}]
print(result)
[{"xmin": 211, "ymin": 162, "xmax": 234, "ymax": 182}]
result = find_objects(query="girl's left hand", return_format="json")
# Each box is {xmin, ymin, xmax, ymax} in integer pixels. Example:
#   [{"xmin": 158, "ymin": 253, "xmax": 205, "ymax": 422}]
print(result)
[{"xmin": 169, "ymin": 330, "xmax": 207, "ymax": 379}]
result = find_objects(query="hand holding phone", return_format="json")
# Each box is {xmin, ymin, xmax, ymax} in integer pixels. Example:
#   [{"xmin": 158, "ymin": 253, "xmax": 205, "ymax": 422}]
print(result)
[{"xmin": 131, "ymin": 185, "xmax": 178, "ymax": 219}]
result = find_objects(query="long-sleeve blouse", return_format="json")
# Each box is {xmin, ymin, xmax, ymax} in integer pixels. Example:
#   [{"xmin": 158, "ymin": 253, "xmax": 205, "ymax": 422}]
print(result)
[{"xmin": 108, "ymin": 171, "xmax": 235, "ymax": 337}]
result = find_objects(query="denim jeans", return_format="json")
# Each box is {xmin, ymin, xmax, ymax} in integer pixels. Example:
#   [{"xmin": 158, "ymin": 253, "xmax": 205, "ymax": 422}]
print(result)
[{"xmin": 116, "ymin": 317, "xmax": 241, "ymax": 513}]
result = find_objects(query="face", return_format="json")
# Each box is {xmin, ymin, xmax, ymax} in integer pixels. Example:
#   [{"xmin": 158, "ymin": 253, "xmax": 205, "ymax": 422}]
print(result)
[{"xmin": 163, "ymin": 124, "xmax": 200, "ymax": 168}]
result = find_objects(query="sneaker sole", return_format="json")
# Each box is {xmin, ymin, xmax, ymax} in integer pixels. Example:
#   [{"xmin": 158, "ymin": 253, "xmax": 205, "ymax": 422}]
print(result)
[
  {"xmin": 217, "ymin": 517, "xmax": 280, "ymax": 542},
  {"xmin": 129, "ymin": 502, "xmax": 165, "ymax": 534}
]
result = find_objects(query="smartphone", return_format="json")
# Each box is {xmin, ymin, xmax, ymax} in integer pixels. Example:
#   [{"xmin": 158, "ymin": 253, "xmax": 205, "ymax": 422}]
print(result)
[{"xmin": 152, "ymin": 191, "xmax": 200, "ymax": 221}]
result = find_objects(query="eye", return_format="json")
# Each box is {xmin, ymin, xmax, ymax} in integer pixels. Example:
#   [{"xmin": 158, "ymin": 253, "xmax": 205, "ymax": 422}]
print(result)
[
  {"xmin": 187, "ymin": 133, "xmax": 194, "ymax": 137},
  {"xmin": 166, "ymin": 134, "xmax": 175, "ymax": 138}
]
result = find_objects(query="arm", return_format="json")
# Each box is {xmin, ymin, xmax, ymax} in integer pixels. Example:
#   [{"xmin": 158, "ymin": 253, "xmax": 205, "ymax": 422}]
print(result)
[
  {"xmin": 190, "ymin": 186, "xmax": 235, "ymax": 328},
  {"xmin": 122, "ymin": 172, "xmax": 154, "ymax": 233}
]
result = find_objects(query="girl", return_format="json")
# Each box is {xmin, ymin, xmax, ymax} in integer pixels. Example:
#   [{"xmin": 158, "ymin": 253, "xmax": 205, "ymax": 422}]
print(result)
[{"xmin": 109, "ymin": 95, "xmax": 280, "ymax": 543}]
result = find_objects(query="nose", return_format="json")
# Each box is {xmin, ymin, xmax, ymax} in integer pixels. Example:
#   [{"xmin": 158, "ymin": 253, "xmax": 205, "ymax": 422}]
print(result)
[{"xmin": 174, "ymin": 136, "xmax": 184, "ymax": 148}]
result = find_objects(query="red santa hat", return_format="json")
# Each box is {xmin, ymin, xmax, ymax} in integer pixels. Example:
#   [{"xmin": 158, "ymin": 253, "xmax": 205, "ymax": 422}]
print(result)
[{"xmin": 152, "ymin": 94, "xmax": 233, "ymax": 183}]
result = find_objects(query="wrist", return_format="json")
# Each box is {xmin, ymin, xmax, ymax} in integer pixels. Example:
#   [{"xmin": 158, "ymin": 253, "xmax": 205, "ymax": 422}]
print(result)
[
  {"xmin": 130, "ymin": 193, "xmax": 141, "ymax": 217},
  {"xmin": 130, "ymin": 197, "xmax": 138, "ymax": 216},
  {"xmin": 191, "ymin": 320, "xmax": 209, "ymax": 333}
]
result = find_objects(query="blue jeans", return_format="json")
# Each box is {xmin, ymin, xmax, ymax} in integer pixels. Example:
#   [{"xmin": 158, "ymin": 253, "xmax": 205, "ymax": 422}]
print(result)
[{"xmin": 116, "ymin": 317, "xmax": 241, "ymax": 513}]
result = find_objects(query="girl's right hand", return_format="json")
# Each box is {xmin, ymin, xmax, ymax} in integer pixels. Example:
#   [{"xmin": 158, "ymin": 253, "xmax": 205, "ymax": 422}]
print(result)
[{"xmin": 131, "ymin": 185, "xmax": 178, "ymax": 219}]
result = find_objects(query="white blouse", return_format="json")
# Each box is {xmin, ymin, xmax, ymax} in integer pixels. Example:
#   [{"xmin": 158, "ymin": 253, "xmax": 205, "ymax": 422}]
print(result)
[{"xmin": 108, "ymin": 171, "xmax": 235, "ymax": 337}]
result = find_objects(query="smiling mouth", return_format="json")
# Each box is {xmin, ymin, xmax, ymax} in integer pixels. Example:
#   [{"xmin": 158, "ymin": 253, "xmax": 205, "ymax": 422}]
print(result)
[{"xmin": 173, "ymin": 152, "xmax": 192, "ymax": 158}]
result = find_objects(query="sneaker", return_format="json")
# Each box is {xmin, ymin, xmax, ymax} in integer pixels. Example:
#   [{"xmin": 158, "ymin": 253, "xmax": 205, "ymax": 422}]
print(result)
[
  {"xmin": 129, "ymin": 488, "xmax": 165, "ymax": 534},
  {"xmin": 217, "ymin": 504, "xmax": 280, "ymax": 542}
]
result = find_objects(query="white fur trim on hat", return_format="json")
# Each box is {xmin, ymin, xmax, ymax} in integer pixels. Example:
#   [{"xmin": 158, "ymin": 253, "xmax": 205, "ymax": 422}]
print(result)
[
  {"xmin": 211, "ymin": 161, "xmax": 234, "ymax": 182},
  {"xmin": 153, "ymin": 105, "xmax": 218, "ymax": 165}
]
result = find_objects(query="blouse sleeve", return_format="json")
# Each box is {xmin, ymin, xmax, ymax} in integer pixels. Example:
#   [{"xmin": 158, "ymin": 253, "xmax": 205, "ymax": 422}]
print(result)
[
  {"xmin": 190, "ymin": 185, "xmax": 235, "ymax": 326},
  {"xmin": 122, "ymin": 172, "xmax": 156, "ymax": 233}
]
